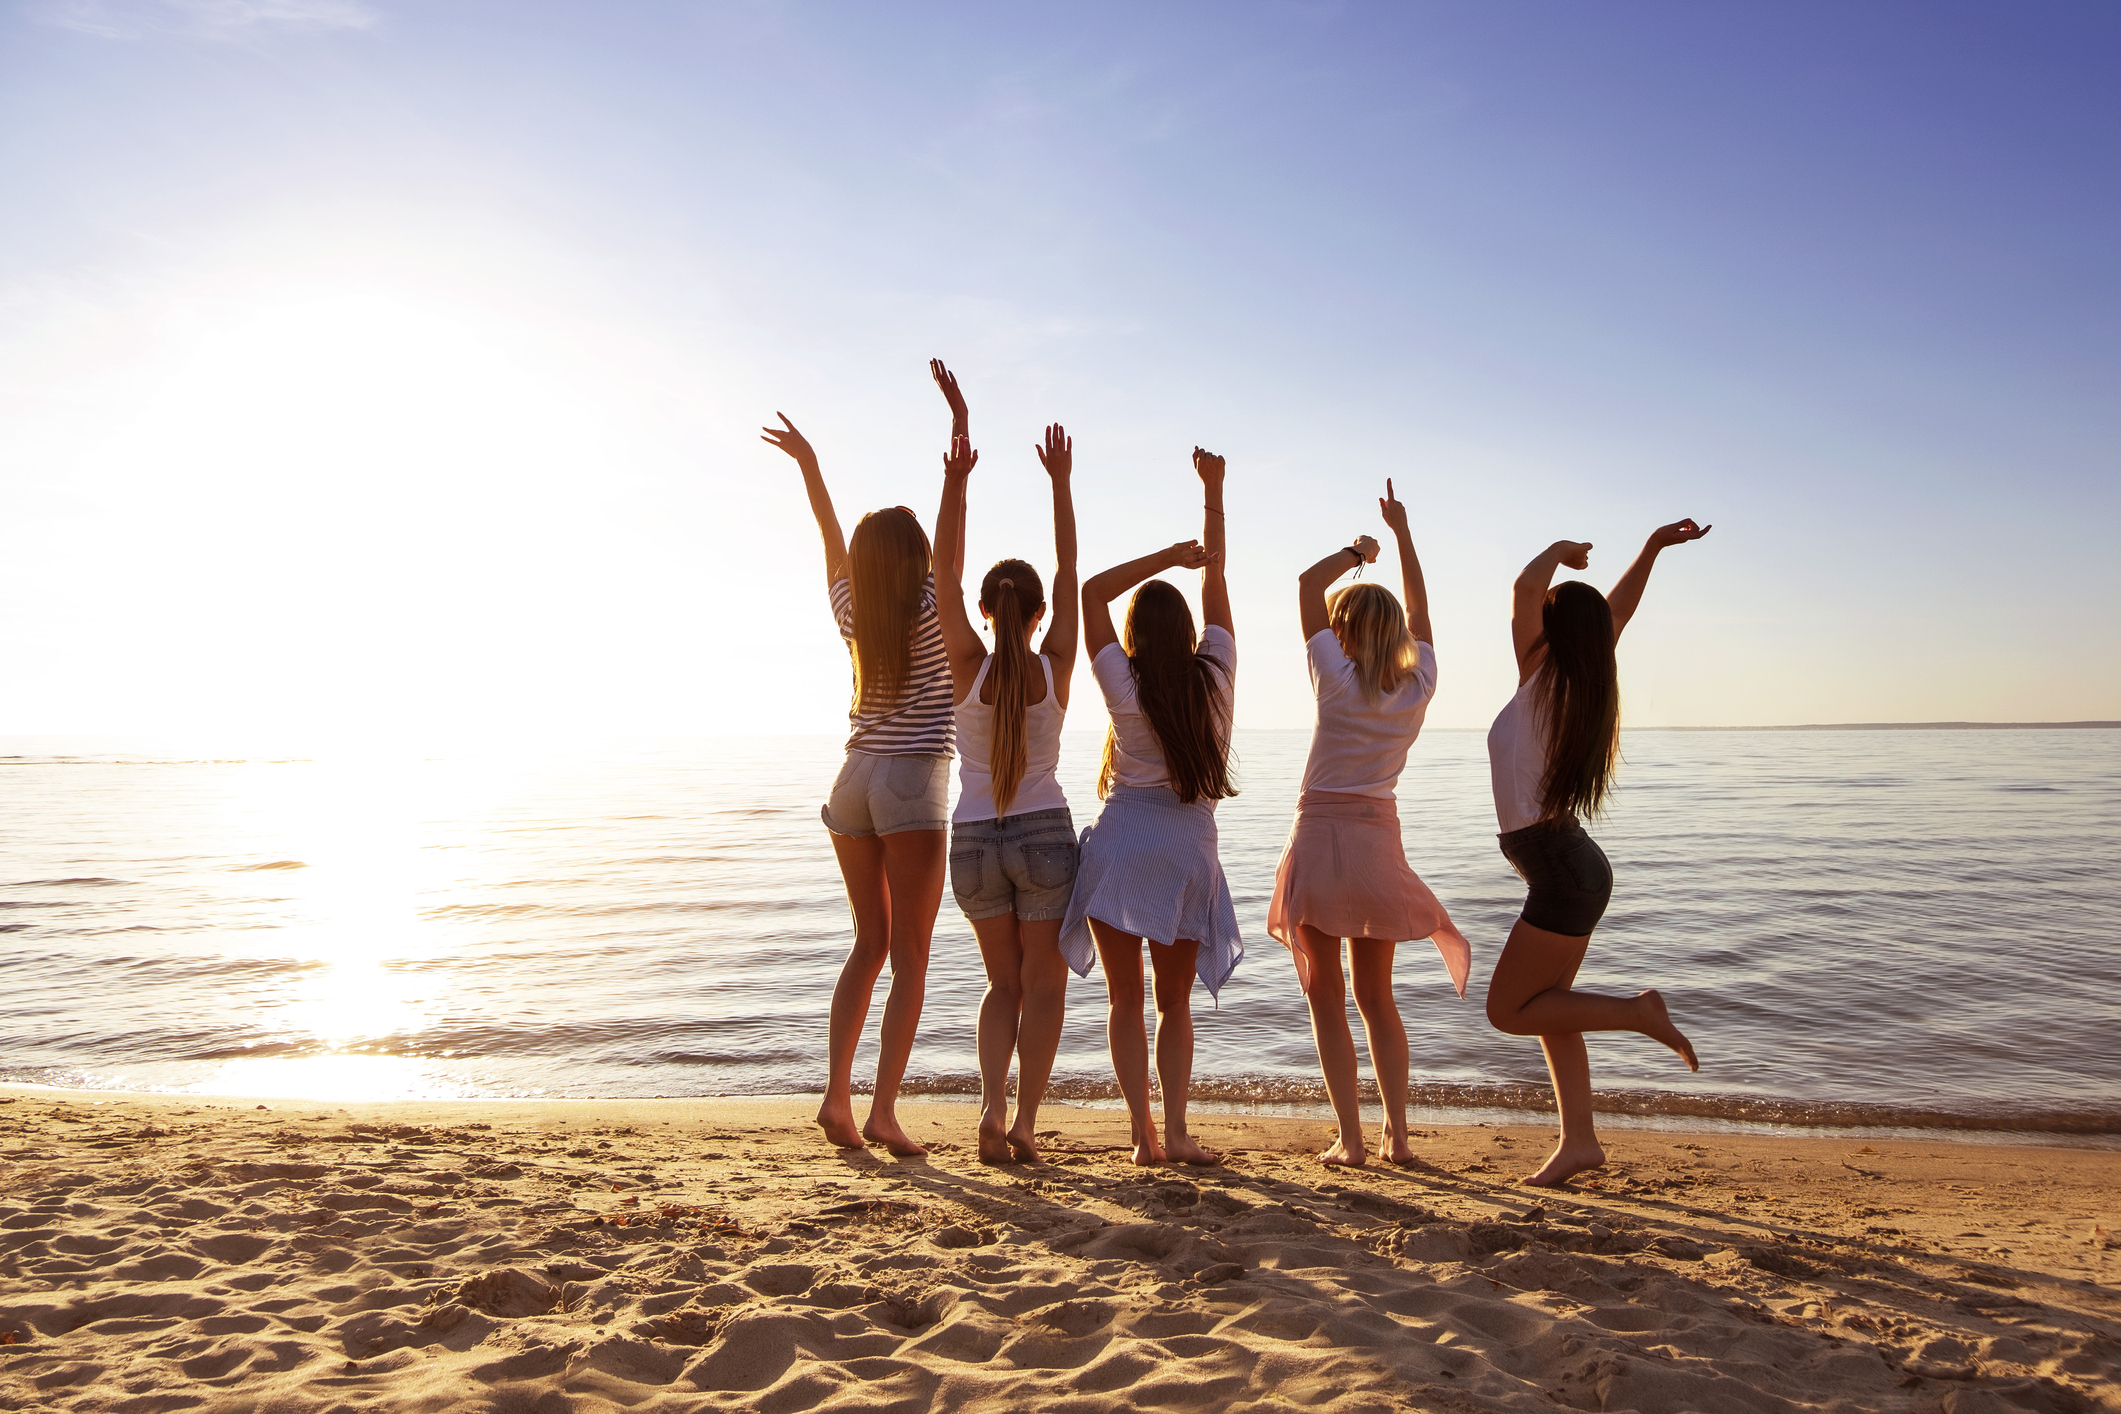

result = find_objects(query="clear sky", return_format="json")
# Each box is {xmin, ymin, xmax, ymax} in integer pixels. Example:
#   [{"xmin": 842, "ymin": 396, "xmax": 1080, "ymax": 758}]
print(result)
[{"xmin": 3, "ymin": 1, "xmax": 2116, "ymax": 744}]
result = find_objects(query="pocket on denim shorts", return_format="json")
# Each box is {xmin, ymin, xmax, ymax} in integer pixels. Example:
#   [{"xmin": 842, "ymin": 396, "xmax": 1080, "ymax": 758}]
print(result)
[
  {"xmin": 1023, "ymin": 840, "xmax": 1078, "ymax": 891},
  {"xmin": 1560, "ymin": 835, "xmax": 1612, "ymax": 897},
  {"xmin": 888, "ymin": 755, "xmax": 942, "ymax": 802},
  {"xmin": 949, "ymin": 846, "xmax": 985, "ymax": 901}
]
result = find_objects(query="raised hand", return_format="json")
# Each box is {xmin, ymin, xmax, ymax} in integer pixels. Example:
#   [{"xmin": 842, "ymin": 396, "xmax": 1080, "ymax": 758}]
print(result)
[
  {"xmin": 1036, "ymin": 423, "xmax": 1072, "ymax": 480},
  {"xmin": 931, "ymin": 359, "xmax": 969, "ymax": 435},
  {"xmin": 943, "ymin": 433, "xmax": 978, "ymax": 479},
  {"xmin": 761, "ymin": 413, "xmax": 817, "ymax": 469},
  {"xmin": 1379, "ymin": 477, "xmax": 1409, "ymax": 537},
  {"xmin": 1552, "ymin": 540, "xmax": 1593, "ymax": 570},
  {"xmin": 1168, "ymin": 540, "xmax": 1212, "ymax": 570},
  {"xmin": 1351, "ymin": 534, "xmax": 1381, "ymax": 564},
  {"xmin": 1648, "ymin": 518, "xmax": 1712, "ymax": 549},
  {"xmin": 1192, "ymin": 447, "xmax": 1225, "ymax": 484}
]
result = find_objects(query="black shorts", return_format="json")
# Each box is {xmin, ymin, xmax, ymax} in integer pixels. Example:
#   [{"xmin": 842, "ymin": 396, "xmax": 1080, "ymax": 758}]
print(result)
[{"xmin": 1498, "ymin": 815, "xmax": 1613, "ymax": 937}]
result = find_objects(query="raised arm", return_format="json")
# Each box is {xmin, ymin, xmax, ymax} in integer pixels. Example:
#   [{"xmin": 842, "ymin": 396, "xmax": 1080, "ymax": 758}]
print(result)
[
  {"xmin": 1512, "ymin": 539, "xmax": 1592, "ymax": 681},
  {"xmin": 1035, "ymin": 424, "xmax": 1080, "ymax": 705},
  {"xmin": 1082, "ymin": 542, "xmax": 1212, "ymax": 658},
  {"xmin": 1297, "ymin": 537, "xmax": 1378, "ymax": 641},
  {"xmin": 930, "ymin": 359, "xmax": 970, "ymax": 582},
  {"xmin": 1606, "ymin": 517, "xmax": 1712, "ymax": 643},
  {"xmin": 1378, "ymin": 478, "xmax": 1432, "ymax": 646},
  {"xmin": 761, "ymin": 413, "xmax": 845, "ymax": 586},
  {"xmin": 1195, "ymin": 447, "xmax": 1232, "ymax": 635},
  {"xmin": 933, "ymin": 432, "xmax": 985, "ymax": 696}
]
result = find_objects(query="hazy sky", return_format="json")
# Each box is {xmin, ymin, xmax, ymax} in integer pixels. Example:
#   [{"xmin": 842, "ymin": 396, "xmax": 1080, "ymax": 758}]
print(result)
[{"xmin": 3, "ymin": 1, "xmax": 2116, "ymax": 743}]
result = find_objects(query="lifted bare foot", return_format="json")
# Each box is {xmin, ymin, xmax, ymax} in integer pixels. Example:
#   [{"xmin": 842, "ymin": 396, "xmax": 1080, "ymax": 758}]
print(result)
[
  {"xmin": 861, "ymin": 1116, "xmax": 928, "ymax": 1158},
  {"xmin": 976, "ymin": 1119, "xmax": 1017, "ymax": 1165},
  {"xmin": 816, "ymin": 1102, "xmax": 865, "ymax": 1150},
  {"xmin": 1320, "ymin": 1136, "xmax": 1368, "ymax": 1167},
  {"xmin": 1131, "ymin": 1135, "xmax": 1168, "ymax": 1166},
  {"xmin": 1636, "ymin": 989, "xmax": 1699, "ymax": 1071},
  {"xmin": 1522, "ymin": 1140, "xmax": 1606, "ymax": 1188},
  {"xmin": 1005, "ymin": 1124, "xmax": 1041, "ymax": 1163},
  {"xmin": 1165, "ymin": 1135, "xmax": 1222, "ymax": 1167}
]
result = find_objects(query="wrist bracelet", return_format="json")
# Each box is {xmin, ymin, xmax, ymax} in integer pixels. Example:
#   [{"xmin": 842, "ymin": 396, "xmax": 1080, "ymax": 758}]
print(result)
[{"xmin": 1345, "ymin": 546, "xmax": 1365, "ymax": 579}]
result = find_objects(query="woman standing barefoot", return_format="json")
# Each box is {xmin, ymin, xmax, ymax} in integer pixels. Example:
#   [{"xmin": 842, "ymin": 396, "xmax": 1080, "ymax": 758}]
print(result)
[
  {"xmin": 1267, "ymin": 479, "xmax": 1472, "ymax": 1169},
  {"xmin": 1059, "ymin": 448, "xmax": 1240, "ymax": 1168},
  {"xmin": 933, "ymin": 410, "xmax": 1081, "ymax": 1166},
  {"xmin": 1483, "ymin": 518, "xmax": 1713, "ymax": 1187},
  {"xmin": 760, "ymin": 367, "xmax": 966, "ymax": 1158}
]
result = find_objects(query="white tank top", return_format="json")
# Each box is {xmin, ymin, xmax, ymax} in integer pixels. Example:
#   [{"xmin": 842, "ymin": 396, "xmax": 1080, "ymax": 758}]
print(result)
[
  {"xmin": 1486, "ymin": 676, "xmax": 1551, "ymax": 834},
  {"xmin": 953, "ymin": 653, "xmax": 1069, "ymax": 824}
]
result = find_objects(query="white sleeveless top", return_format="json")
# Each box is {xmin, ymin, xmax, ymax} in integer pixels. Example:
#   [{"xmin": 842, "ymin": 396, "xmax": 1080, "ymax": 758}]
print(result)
[
  {"xmin": 1486, "ymin": 676, "xmax": 1550, "ymax": 833},
  {"xmin": 953, "ymin": 653, "xmax": 1069, "ymax": 824}
]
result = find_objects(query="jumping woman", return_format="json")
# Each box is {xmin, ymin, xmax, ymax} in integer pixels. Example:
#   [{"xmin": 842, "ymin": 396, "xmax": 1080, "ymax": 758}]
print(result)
[
  {"xmin": 1059, "ymin": 448, "xmax": 1239, "ymax": 1168},
  {"xmin": 1484, "ymin": 518, "xmax": 1712, "ymax": 1187},
  {"xmin": 1267, "ymin": 478, "xmax": 1472, "ymax": 1168},
  {"xmin": 761, "ymin": 362, "xmax": 968, "ymax": 1158},
  {"xmin": 933, "ymin": 417, "xmax": 1080, "ymax": 1165}
]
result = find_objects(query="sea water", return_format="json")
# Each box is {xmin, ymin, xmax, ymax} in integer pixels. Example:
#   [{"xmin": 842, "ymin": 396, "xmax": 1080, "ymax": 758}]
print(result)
[{"xmin": 2, "ymin": 730, "xmax": 2117, "ymax": 1137}]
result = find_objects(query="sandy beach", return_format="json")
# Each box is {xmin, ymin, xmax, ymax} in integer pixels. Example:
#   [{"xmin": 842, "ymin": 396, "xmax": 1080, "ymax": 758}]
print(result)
[{"xmin": 2, "ymin": 1084, "xmax": 2115, "ymax": 1413}]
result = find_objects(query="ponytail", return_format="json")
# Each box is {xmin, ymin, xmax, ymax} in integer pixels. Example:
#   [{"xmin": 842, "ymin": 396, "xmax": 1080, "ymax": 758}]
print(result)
[{"xmin": 980, "ymin": 559, "xmax": 1045, "ymax": 818}]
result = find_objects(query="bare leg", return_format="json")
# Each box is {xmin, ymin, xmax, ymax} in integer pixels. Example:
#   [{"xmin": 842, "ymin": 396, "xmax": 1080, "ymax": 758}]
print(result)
[
  {"xmin": 1292, "ymin": 927, "xmax": 1365, "ymax": 1167},
  {"xmin": 861, "ymin": 828, "xmax": 946, "ymax": 1158},
  {"xmin": 1092, "ymin": 921, "xmax": 1162, "ymax": 1165},
  {"xmin": 1152, "ymin": 940, "xmax": 1219, "ymax": 1166},
  {"xmin": 1484, "ymin": 916, "xmax": 1698, "ymax": 1187},
  {"xmin": 1007, "ymin": 917, "xmax": 1068, "ymax": 1161},
  {"xmin": 819, "ymin": 832, "xmax": 889, "ymax": 1149},
  {"xmin": 1348, "ymin": 938, "xmax": 1412, "ymax": 1164},
  {"xmin": 969, "ymin": 912, "xmax": 1026, "ymax": 1164}
]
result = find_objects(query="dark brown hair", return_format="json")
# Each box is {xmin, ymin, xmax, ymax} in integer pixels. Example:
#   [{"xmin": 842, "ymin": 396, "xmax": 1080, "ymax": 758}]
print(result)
[
  {"xmin": 846, "ymin": 507, "xmax": 930, "ymax": 711},
  {"xmin": 1536, "ymin": 580, "xmax": 1621, "ymax": 819},
  {"xmin": 1098, "ymin": 580, "xmax": 1235, "ymax": 805},
  {"xmin": 979, "ymin": 558, "xmax": 1044, "ymax": 818}
]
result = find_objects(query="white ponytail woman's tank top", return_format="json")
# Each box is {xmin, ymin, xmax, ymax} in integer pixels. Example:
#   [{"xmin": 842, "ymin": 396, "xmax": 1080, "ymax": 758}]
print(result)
[{"xmin": 952, "ymin": 654, "xmax": 1069, "ymax": 824}]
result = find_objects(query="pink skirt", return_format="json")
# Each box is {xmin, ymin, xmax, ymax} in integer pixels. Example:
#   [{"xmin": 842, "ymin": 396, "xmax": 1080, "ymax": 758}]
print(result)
[{"xmin": 1265, "ymin": 790, "xmax": 1472, "ymax": 997}]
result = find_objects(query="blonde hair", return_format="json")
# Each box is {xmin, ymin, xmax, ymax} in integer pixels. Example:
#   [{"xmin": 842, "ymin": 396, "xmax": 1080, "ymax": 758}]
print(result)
[
  {"xmin": 846, "ymin": 508, "xmax": 931, "ymax": 711},
  {"xmin": 1327, "ymin": 581, "xmax": 1417, "ymax": 704}
]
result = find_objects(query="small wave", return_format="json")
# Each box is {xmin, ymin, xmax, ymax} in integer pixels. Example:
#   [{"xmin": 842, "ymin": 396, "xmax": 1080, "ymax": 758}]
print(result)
[
  {"xmin": 8, "ymin": 877, "xmax": 130, "ymax": 887},
  {"xmin": 891, "ymin": 1073, "xmax": 2121, "ymax": 1136},
  {"xmin": 235, "ymin": 860, "xmax": 308, "ymax": 871}
]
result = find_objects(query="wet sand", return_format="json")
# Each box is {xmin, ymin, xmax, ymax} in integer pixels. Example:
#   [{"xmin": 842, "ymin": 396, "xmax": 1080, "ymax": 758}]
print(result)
[{"xmin": 2, "ymin": 1084, "xmax": 2117, "ymax": 1412}]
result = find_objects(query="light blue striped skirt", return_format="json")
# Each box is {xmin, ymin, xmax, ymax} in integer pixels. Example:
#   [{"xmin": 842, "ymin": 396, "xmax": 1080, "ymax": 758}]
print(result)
[{"xmin": 1057, "ymin": 785, "xmax": 1243, "ymax": 999}]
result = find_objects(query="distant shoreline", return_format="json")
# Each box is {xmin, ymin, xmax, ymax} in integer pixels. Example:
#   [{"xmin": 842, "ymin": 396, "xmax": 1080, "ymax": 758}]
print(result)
[{"xmin": 1637, "ymin": 721, "xmax": 2121, "ymax": 732}]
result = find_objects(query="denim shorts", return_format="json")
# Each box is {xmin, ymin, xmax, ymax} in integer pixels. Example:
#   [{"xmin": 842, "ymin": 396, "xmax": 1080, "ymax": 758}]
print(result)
[
  {"xmin": 821, "ymin": 751, "xmax": 951, "ymax": 837},
  {"xmin": 1498, "ymin": 814, "xmax": 1614, "ymax": 937},
  {"xmin": 949, "ymin": 807, "xmax": 1079, "ymax": 922}
]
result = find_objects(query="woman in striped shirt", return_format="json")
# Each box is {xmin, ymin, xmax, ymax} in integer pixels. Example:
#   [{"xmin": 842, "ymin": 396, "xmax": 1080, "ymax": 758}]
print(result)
[{"xmin": 760, "ymin": 361, "xmax": 966, "ymax": 1158}]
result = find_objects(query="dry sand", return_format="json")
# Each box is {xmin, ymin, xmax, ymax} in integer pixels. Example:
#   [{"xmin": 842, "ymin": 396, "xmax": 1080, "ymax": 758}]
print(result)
[{"xmin": 2, "ymin": 1084, "xmax": 2116, "ymax": 1413}]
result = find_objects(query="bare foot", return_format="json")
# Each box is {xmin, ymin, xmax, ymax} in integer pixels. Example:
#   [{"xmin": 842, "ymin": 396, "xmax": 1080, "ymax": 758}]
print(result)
[
  {"xmin": 1165, "ymin": 1135, "xmax": 1222, "ymax": 1167},
  {"xmin": 1636, "ymin": 989, "xmax": 1699, "ymax": 1071},
  {"xmin": 1522, "ymin": 1140, "xmax": 1606, "ymax": 1188},
  {"xmin": 816, "ymin": 1101, "xmax": 865, "ymax": 1150},
  {"xmin": 1005, "ymin": 1123, "xmax": 1041, "ymax": 1163},
  {"xmin": 1131, "ymin": 1134, "xmax": 1168, "ymax": 1166},
  {"xmin": 976, "ymin": 1119, "xmax": 1017, "ymax": 1165},
  {"xmin": 861, "ymin": 1116, "xmax": 928, "ymax": 1158},
  {"xmin": 1320, "ymin": 1136, "xmax": 1368, "ymax": 1167},
  {"xmin": 1378, "ymin": 1130, "xmax": 1417, "ymax": 1165}
]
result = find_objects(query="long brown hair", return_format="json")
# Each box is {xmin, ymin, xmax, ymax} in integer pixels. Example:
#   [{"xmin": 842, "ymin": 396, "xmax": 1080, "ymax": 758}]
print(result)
[
  {"xmin": 846, "ymin": 507, "xmax": 930, "ymax": 711},
  {"xmin": 979, "ymin": 558, "xmax": 1044, "ymax": 817},
  {"xmin": 1326, "ymin": 582, "xmax": 1418, "ymax": 704},
  {"xmin": 1536, "ymin": 580, "xmax": 1620, "ymax": 819},
  {"xmin": 1098, "ymin": 580, "xmax": 1236, "ymax": 805}
]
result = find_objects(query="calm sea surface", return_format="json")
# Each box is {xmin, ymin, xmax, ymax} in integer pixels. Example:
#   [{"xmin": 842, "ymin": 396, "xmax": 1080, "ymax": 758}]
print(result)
[{"xmin": 3, "ymin": 730, "xmax": 2117, "ymax": 1137}]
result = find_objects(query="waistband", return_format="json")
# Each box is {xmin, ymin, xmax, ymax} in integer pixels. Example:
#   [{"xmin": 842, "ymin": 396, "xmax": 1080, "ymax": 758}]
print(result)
[
  {"xmin": 1498, "ymin": 814, "xmax": 1586, "ymax": 849},
  {"xmin": 952, "ymin": 806, "xmax": 1074, "ymax": 832},
  {"xmin": 1102, "ymin": 784, "xmax": 1219, "ymax": 813},
  {"xmin": 1295, "ymin": 789, "xmax": 1398, "ymax": 818}
]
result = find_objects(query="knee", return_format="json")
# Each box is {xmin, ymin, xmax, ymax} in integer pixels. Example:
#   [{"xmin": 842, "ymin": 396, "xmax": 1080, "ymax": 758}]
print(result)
[
  {"xmin": 986, "ymin": 979, "xmax": 1025, "ymax": 1010},
  {"xmin": 1152, "ymin": 986, "xmax": 1193, "ymax": 1019},
  {"xmin": 1485, "ymin": 996, "xmax": 1532, "ymax": 1035},
  {"xmin": 1350, "ymin": 974, "xmax": 1394, "ymax": 1014}
]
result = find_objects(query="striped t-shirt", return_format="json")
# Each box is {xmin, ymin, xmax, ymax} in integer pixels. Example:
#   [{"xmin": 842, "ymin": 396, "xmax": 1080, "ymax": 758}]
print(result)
[{"xmin": 830, "ymin": 573, "xmax": 956, "ymax": 758}]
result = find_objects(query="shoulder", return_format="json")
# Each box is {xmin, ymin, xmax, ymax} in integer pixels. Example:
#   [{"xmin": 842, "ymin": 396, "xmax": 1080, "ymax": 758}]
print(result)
[{"xmin": 1199, "ymin": 624, "xmax": 1236, "ymax": 666}]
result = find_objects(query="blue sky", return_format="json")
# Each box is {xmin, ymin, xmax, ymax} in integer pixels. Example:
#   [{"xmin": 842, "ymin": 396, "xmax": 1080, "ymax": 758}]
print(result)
[{"xmin": 2, "ymin": 1, "xmax": 2115, "ymax": 740}]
